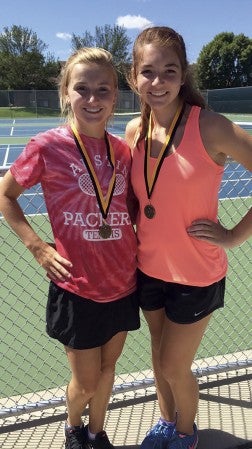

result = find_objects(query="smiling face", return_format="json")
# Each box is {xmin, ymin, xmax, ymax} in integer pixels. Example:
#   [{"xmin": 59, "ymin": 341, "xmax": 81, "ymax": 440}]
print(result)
[
  {"xmin": 66, "ymin": 62, "xmax": 117, "ymax": 136},
  {"xmin": 136, "ymin": 43, "xmax": 184, "ymax": 113}
]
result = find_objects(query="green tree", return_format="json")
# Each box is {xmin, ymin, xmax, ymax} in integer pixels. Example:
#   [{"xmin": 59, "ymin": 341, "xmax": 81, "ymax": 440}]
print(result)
[
  {"xmin": 72, "ymin": 31, "xmax": 94, "ymax": 49},
  {"xmin": 0, "ymin": 25, "xmax": 60, "ymax": 89},
  {"xmin": 0, "ymin": 25, "xmax": 47, "ymax": 55},
  {"xmin": 197, "ymin": 32, "xmax": 252, "ymax": 89},
  {"xmin": 71, "ymin": 25, "xmax": 131, "ymax": 88}
]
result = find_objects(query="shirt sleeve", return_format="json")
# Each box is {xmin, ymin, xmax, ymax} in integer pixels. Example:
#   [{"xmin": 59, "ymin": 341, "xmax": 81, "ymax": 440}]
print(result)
[{"xmin": 10, "ymin": 136, "xmax": 45, "ymax": 188}]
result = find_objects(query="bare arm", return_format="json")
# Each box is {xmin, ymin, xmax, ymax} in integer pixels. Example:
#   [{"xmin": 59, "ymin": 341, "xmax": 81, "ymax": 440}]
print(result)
[
  {"xmin": 125, "ymin": 116, "xmax": 141, "ymax": 152},
  {"xmin": 200, "ymin": 110, "xmax": 252, "ymax": 170},
  {"xmin": 188, "ymin": 112, "xmax": 252, "ymax": 248},
  {"xmin": 0, "ymin": 171, "xmax": 72, "ymax": 280},
  {"xmin": 187, "ymin": 208, "xmax": 252, "ymax": 249}
]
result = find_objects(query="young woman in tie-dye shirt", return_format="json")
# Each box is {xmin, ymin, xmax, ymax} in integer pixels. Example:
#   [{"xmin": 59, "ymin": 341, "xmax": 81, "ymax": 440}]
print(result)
[{"xmin": 0, "ymin": 47, "xmax": 140, "ymax": 449}]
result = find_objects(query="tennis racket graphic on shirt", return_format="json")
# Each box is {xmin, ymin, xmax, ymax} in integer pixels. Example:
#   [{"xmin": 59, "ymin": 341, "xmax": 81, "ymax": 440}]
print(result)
[{"xmin": 78, "ymin": 173, "xmax": 126, "ymax": 196}]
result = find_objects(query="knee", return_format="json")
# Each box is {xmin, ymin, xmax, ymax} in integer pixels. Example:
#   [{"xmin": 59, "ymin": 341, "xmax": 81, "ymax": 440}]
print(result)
[
  {"xmin": 159, "ymin": 360, "xmax": 175, "ymax": 382},
  {"xmin": 83, "ymin": 383, "xmax": 97, "ymax": 399},
  {"xmin": 101, "ymin": 362, "xmax": 116, "ymax": 379},
  {"xmin": 159, "ymin": 357, "xmax": 188, "ymax": 384},
  {"xmin": 73, "ymin": 377, "xmax": 99, "ymax": 400}
]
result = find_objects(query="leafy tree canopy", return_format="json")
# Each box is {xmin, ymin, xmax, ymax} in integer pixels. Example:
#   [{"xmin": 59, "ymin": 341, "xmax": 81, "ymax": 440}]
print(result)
[
  {"xmin": 0, "ymin": 25, "xmax": 47, "ymax": 56},
  {"xmin": 196, "ymin": 32, "xmax": 252, "ymax": 89},
  {"xmin": 71, "ymin": 24, "xmax": 131, "ymax": 88},
  {"xmin": 0, "ymin": 25, "xmax": 60, "ymax": 89}
]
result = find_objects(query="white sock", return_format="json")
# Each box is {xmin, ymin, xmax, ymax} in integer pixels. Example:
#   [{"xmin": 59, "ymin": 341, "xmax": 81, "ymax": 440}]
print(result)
[
  {"xmin": 65, "ymin": 421, "xmax": 83, "ymax": 429},
  {"xmin": 159, "ymin": 417, "xmax": 176, "ymax": 426},
  {"xmin": 88, "ymin": 427, "xmax": 97, "ymax": 440}
]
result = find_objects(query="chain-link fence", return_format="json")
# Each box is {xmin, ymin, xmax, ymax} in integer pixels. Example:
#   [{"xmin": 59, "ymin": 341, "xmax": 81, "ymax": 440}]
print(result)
[
  {"xmin": 0, "ymin": 88, "xmax": 251, "ymax": 433},
  {"xmin": 0, "ymin": 89, "xmax": 140, "ymax": 117},
  {"xmin": 0, "ymin": 159, "xmax": 251, "ymax": 431},
  {"xmin": 1, "ymin": 86, "xmax": 252, "ymax": 116},
  {"xmin": 203, "ymin": 86, "xmax": 252, "ymax": 113}
]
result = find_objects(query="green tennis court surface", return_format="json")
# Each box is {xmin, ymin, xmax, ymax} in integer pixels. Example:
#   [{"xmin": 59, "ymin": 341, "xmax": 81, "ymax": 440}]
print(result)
[
  {"xmin": 1, "ymin": 198, "xmax": 251, "ymax": 398},
  {"xmin": 0, "ymin": 113, "xmax": 251, "ymax": 401}
]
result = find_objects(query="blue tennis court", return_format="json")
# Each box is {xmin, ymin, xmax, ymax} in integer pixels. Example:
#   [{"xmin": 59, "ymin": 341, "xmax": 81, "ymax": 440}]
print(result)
[
  {"xmin": 0, "ymin": 117, "xmax": 62, "ymax": 138},
  {"xmin": 0, "ymin": 115, "xmax": 251, "ymax": 449},
  {"xmin": 0, "ymin": 167, "xmax": 251, "ymax": 215},
  {"xmin": 0, "ymin": 114, "xmax": 137, "ymax": 139},
  {"xmin": 0, "ymin": 117, "xmax": 251, "ymax": 214},
  {"xmin": 1, "ymin": 160, "xmax": 250, "ymax": 217}
]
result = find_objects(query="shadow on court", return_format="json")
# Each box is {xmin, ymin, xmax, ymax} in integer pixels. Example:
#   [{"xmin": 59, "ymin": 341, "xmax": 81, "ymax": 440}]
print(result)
[
  {"xmin": 196, "ymin": 429, "xmax": 252, "ymax": 449},
  {"xmin": 116, "ymin": 431, "xmax": 252, "ymax": 449},
  {"xmin": 0, "ymin": 368, "xmax": 251, "ymax": 448}
]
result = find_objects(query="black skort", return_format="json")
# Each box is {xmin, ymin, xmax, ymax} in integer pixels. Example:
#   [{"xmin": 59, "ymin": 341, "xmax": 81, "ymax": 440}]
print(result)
[
  {"xmin": 46, "ymin": 281, "xmax": 140, "ymax": 349},
  {"xmin": 137, "ymin": 269, "xmax": 225, "ymax": 324}
]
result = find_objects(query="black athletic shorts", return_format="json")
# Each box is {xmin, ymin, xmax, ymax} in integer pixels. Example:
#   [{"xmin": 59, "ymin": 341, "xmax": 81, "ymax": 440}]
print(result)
[
  {"xmin": 46, "ymin": 281, "xmax": 140, "ymax": 349},
  {"xmin": 137, "ymin": 269, "xmax": 225, "ymax": 324}
]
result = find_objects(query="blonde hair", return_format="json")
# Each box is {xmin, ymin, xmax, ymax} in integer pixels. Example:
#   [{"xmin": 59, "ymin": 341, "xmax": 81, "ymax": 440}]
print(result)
[
  {"xmin": 59, "ymin": 47, "xmax": 118, "ymax": 122},
  {"xmin": 127, "ymin": 26, "xmax": 206, "ymax": 141}
]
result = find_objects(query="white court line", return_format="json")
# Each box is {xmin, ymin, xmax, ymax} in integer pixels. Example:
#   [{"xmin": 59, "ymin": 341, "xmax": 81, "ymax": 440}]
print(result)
[
  {"xmin": 3, "ymin": 145, "xmax": 10, "ymax": 167},
  {"xmin": 236, "ymin": 121, "xmax": 252, "ymax": 126}
]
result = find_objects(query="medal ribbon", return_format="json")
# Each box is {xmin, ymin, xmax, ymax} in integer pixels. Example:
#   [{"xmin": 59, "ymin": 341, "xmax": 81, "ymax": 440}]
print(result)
[
  {"xmin": 71, "ymin": 124, "xmax": 116, "ymax": 221},
  {"xmin": 144, "ymin": 102, "xmax": 185, "ymax": 200}
]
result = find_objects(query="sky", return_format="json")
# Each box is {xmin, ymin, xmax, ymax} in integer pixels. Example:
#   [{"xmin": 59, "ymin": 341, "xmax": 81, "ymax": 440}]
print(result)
[{"xmin": 0, "ymin": 0, "xmax": 251, "ymax": 63}]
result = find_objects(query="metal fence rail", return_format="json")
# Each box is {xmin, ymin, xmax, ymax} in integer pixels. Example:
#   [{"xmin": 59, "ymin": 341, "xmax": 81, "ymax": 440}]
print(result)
[
  {"xmin": 1, "ymin": 86, "xmax": 252, "ymax": 116},
  {"xmin": 0, "ymin": 160, "xmax": 251, "ymax": 430}
]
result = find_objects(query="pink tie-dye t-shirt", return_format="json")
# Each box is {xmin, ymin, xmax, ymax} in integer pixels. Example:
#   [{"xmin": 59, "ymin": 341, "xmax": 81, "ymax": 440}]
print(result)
[{"xmin": 11, "ymin": 125, "xmax": 137, "ymax": 302}]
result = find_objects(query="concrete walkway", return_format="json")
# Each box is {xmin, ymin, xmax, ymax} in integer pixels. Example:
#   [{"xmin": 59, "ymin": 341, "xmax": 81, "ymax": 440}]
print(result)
[{"xmin": 0, "ymin": 367, "xmax": 251, "ymax": 449}]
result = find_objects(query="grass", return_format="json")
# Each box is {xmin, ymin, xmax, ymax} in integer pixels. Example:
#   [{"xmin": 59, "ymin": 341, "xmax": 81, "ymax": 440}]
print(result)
[
  {"xmin": 1, "ymin": 107, "xmax": 252, "ymax": 121},
  {"xmin": 0, "ymin": 106, "xmax": 61, "ymax": 119}
]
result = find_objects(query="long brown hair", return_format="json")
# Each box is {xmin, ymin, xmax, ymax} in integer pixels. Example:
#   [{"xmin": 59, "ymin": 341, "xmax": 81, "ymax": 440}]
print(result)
[{"xmin": 127, "ymin": 26, "xmax": 206, "ymax": 141}]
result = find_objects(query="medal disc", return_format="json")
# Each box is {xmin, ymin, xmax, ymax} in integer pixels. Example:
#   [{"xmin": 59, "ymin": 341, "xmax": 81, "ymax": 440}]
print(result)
[
  {"xmin": 99, "ymin": 223, "xmax": 112, "ymax": 239},
  {"xmin": 144, "ymin": 204, "xmax": 156, "ymax": 219}
]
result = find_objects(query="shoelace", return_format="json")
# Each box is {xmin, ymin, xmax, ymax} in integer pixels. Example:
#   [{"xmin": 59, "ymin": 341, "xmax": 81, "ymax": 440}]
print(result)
[
  {"xmin": 66, "ymin": 428, "xmax": 84, "ymax": 449},
  {"xmin": 149, "ymin": 423, "xmax": 173, "ymax": 437}
]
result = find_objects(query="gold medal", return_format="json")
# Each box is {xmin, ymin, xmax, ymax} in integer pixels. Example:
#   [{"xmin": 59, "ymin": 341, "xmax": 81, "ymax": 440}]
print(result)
[
  {"xmin": 144, "ymin": 103, "xmax": 185, "ymax": 219},
  {"xmin": 144, "ymin": 204, "xmax": 156, "ymax": 219},
  {"xmin": 71, "ymin": 124, "xmax": 115, "ymax": 239},
  {"xmin": 99, "ymin": 222, "xmax": 112, "ymax": 239}
]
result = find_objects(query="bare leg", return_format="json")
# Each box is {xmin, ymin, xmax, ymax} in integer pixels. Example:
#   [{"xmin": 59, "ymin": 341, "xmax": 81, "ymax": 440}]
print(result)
[
  {"xmin": 65, "ymin": 346, "xmax": 101, "ymax": 426},
  {"xmin": 88, "ymin": 331, "xmax": 127, "ymax": 433},
  {"xmin": 143, "ymin": 309, "xmax": 176, "ymax": 422},
  {"xmin": 160, "ymin": 314, "xmax": 212, "ymax": 434}
]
